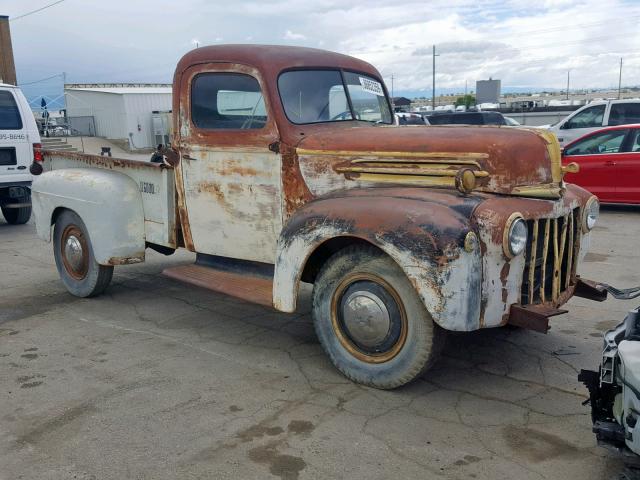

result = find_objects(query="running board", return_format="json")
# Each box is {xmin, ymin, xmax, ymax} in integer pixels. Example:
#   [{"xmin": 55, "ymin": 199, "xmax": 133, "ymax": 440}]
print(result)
[{"xmin": 162, "ymin": 263, "xmax": 274, "ymax": 307}]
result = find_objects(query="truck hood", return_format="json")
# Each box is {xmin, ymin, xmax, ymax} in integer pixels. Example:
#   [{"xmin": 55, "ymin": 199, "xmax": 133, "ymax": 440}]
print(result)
[{"xmin": 295, "ymin": 125, "xmax": 564, "ymax": 198}]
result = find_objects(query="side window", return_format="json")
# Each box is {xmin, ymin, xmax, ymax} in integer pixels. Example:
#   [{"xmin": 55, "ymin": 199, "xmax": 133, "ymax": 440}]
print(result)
[
  {"xmin": 0, "ymin": 90, "xmax": 23, "ymax": 130},
  {"xmin": 563, "ymin": 104, "xmax": 605, "ymax": 129},
  {"xmin": 564, "ymin": 130, "xmax": 628, "ymax": 156},
  {"xmin": 608, "ymin": 103, "xmax": 640, "ymax": 126},
  {"xmin": 191, "ymin": 73, "xmax": 267, "ymax": 130},
  {"xmin": 628, "ymin": 130, "xmax": 640, "ymax": 153}
]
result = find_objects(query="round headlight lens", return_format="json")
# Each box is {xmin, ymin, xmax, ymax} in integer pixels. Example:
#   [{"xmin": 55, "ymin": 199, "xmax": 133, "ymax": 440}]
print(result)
[
  {"xmin": 508, "ymin": 218, "xmax": 528, "ymax": 257},
  {"xmin": 585, "ymin": 197, "xmax": 599, "ymax": 231}
]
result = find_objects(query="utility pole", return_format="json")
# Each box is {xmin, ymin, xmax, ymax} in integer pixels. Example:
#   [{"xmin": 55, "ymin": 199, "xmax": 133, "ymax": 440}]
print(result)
[
  {"xmin": 566, "ymin": 70, "xmax": 570, "ymax": 100},
  {"xmin": 432, "ymin": 45, "xmax": 439, "ymax": 109},
  {"xmin": 618, "ymin": 58, "xmax": 623, "ymax": 99},
  {"xmin": 391, "ymin": 74, "xmax": 394, "ymax": 101}
]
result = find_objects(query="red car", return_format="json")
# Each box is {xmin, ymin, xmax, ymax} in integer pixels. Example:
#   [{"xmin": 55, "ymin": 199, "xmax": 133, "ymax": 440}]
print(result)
[{"xmin": 562, "ymin": 124, "xmax": 640, "ymax": 204}]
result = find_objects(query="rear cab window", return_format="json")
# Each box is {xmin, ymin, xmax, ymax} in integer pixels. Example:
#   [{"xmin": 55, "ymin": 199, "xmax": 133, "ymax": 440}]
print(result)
[
  {"xmin": 0, "ymin": 90, "xmax": 23, "ymax": 130},
  {"xmin": 608, "ymin": 103, "xmax": 640, "ymax": 126},
  {"xmin": 191, "ymin": 73, "xmax": 267, "ymax": 130}
]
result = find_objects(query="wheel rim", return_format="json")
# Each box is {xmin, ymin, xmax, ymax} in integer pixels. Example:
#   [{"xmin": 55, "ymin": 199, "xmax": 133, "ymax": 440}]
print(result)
[
  {"xmin": 60, "ymin": 225, "xmax": 89, "ymax": 280},
  {"xmin": 331, "ymin": 273, "xmax": 408, "ymax": 364}
]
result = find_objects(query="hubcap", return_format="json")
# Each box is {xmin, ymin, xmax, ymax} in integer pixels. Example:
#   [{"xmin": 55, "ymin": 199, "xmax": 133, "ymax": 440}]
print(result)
[
  {"xmin": 64, "ymin": 235, "xmax": 84, "ymax": 272},
  {"xmin": 342, "ymin": 290, "xmax": 391, "ymax": 348},
  {"xmin": 331, "ymin": 275, "xmax": 408, "ymax": 364},
  {"xmin": 60, "ymin": 225, "xmax": 89, "ymax": 280}
]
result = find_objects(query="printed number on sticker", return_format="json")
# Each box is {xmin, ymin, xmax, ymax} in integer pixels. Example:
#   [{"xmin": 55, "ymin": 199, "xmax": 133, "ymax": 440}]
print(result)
[{"xmin": 359, "ymin": 77, "xmax": 384, "ymax": 96}]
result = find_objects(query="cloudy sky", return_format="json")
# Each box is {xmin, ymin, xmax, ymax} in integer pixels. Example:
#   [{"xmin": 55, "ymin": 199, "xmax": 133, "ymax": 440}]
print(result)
[{"xmin": 4, "ymin": 0, "xmax": 640, "ymax": 100}]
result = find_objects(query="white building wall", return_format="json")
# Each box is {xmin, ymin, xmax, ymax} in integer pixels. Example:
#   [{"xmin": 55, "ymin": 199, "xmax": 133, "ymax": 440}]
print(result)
[
  {"xmin": 123, "ymin": 93, "xmax": 172, "ymax": 149},
  {"xmin": 64, "ymin": 90, "xmax": 127, "ymax": 140}
]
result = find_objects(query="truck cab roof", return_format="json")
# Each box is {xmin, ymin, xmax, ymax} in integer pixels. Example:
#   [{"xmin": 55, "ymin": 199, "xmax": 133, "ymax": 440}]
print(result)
[{"xmin": 175, "ymin": 44, "xmax": 379, "ymax": 79}]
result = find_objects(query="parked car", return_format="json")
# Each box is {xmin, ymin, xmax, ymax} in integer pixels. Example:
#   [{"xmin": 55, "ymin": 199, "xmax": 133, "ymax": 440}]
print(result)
[
  {"xmin": 0, "ymin": 82, "xmax": 41, "ymax": 224},
  {"xmin": 546, "ymin": 99, "xmax": 640, "ymax": 146},
  {"xmin": 425, "ymin": 111, "xmax": 508, "ymax": 126},
  {"xmin": 562, "ymin": 125, "xmax": 640, "ymax": 204},
  {"xmin": 31, "ymin": 45, "xmax": 605, "ymax": 389},
  {"xmin": 504, "ymin": 116, "xmax": 521, "ymax": 126}
]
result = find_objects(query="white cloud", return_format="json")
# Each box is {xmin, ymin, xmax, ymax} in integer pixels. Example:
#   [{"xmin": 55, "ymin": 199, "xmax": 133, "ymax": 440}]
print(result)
[
  {"xmin": 283, "ymin": 30, "xmax": 307, "ymax": 40},
  {"xmin": 5, "ymin": 0, "xmax": 640, "ymax": 94}
]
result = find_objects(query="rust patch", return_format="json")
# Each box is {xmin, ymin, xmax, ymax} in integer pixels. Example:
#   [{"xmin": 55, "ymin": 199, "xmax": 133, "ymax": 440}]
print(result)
[{"xmin": 281, "ymin": 144, "xmax": 313, "ymax": 219}]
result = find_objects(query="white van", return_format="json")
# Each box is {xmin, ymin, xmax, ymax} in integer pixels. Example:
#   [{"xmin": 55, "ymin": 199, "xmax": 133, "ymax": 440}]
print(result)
[
  {"xmin": 546, "ymin": 99, "xmax": 640, "ymax": 146},
  {"xmin": 0, "ymin": 83, "xmax": 41, "ymax": 224}
]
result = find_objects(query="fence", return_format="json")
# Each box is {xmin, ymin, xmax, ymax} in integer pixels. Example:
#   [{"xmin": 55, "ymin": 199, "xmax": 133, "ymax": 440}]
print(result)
[{"xmin": 41, "ymin": 115, "xmax": 96, "ymax": 137}]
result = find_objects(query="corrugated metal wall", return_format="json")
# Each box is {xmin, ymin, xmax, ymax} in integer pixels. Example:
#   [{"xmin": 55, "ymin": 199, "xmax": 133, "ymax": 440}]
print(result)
[
  {"xmin": 64, "ymin": 90, "xmax": 127, "ymax": 140},
  {"xmin": 123, "ymin": 93, "xmax": 172, "ymax": 149}
]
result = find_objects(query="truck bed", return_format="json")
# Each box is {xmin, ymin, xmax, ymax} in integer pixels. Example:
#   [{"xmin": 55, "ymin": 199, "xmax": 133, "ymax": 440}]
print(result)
[{"xmin": 42, "ymin": 150, "xmax": 178, "ymax": 248}]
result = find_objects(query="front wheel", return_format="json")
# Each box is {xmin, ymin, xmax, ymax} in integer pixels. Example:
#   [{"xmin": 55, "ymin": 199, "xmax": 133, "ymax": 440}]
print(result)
[
  {"xmin": 53, "ymin": 210, "xmax": 113, "ymax": 297},
  {"xmin": 312, "ymin": 246, "xmax": 446, "ymax": 389}
]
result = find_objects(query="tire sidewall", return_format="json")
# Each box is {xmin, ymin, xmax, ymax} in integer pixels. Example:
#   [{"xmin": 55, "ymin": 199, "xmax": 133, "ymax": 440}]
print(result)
[
  {"xmin": 53, "ymin": 210, "xmax": 109, "ymax": 297},
  {"xmin": 1, "ymin": 192, "xmax": 32, "ymax": 225},
  {"xmin": 312, "ymin": 247, "xmax": 441, "ymax": 389}
]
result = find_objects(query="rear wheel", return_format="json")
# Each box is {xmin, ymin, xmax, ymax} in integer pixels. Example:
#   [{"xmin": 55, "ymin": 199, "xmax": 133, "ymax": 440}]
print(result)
[
  {"xmin": 312, "ymin": 246, "xmax": 445, "ymax": 389},
  {"xmin": 53, "ymin": 210, "xmax": 113, "ymax": 297},
  {"xmin": 1, "ymin": 192, "xmax": 32, "ymax": 225}
]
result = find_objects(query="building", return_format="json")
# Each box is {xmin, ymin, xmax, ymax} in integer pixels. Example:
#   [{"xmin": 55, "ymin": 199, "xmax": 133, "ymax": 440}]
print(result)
[
  {"xmin": 476, "ymin": 78, "xmax": 501, "ymax": 104},
  {"xmin": 64, "ymin": 84, "xmax": 172, "ymax": 150},
  {"xmin": 391, "ymin": 97, "xmax": 412, "ymax": 112}
]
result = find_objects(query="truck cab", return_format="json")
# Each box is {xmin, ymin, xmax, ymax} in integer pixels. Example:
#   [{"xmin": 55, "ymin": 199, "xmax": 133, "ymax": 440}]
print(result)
[{"xmin": 32, "ymin": 45, "xmax": 605, "ymax": 389}]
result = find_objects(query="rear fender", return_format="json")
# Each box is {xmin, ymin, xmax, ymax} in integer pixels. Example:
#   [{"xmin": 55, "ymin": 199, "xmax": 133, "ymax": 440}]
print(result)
[
  {"xmin": 32, "ymin": 168, "xmax": 145, "ymax": 265},
  {"xmin": 273, "ymin": 194, "xmax": 482, "ymax": 331}
]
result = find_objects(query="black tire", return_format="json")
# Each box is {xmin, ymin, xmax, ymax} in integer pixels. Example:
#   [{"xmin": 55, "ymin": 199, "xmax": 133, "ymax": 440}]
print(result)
[
  {"xmin": 312, "ymin": 246, "xmax": 446, "ymax": 389},
  {"xmin": 1, "ymin": 192, "xmax": 32, "ymax": 225},
  {"xmin": 53, "ymin": 210, "xmax": 113, "ymax": 297}
]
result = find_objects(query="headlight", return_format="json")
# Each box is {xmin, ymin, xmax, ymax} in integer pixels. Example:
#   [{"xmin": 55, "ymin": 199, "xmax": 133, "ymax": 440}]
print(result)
[
  {"xmin": 503, "ymin": 214, "xmax": 528, "ymax": 258},
  {"xmin": 583, "ymin": 196, "xmax": 599, "ymax": 232}
]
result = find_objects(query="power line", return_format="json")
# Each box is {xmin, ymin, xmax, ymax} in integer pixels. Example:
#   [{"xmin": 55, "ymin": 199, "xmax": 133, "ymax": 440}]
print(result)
[
  {"xmin": 10, "ymin": 0, "xmax": 67, "ymax": 22},
  {"xmin": 18, "ymin": 73, "xmax": 64, "ymax": 86}
]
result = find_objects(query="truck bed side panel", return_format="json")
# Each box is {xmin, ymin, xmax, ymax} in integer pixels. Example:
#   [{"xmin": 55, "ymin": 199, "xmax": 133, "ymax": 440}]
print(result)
[{"xmin": 42, "ymin": 151, "xmax": 177, "ymax": 248}]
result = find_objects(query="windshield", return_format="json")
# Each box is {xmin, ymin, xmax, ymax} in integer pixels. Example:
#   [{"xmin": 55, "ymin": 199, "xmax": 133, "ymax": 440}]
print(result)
[{"xmin": 278, "ymin": 70, "xmax": 392, "ymax": 125}]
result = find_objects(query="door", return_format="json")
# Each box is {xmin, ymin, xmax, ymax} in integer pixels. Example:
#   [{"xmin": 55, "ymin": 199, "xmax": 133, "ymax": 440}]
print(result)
[
  {"xmin": 562, "ymin": 128, "xmax": 629, "ymax": 202},
  {"xmin": 556, "ymin": 104, "xmax": 606, "ymax": 146},
  {"xmin": 615, "ymin": 128, "xmax": 640, "ymax": 204},
  {"xmin": 0, "ymin": 89, "xmax": 31, "ymax": 182},
  {"xmin": 178, "ymin": 64, "xmax": 283, "ymax": 264}
]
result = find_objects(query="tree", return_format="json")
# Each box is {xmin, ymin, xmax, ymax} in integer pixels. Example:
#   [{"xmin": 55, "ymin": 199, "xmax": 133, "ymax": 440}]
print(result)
[{"xmin": 455, "ymin": 94, "xmax": 476, "ymax": 108}]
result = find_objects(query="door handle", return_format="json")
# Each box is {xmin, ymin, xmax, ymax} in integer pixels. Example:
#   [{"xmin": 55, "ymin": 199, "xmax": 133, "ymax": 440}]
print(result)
[{"xmin": 605, "ymin": 160, "xmax": 616, "ymax": 166}]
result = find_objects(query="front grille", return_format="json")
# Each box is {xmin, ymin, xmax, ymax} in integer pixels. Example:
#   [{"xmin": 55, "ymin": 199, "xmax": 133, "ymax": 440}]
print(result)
[{"xmin": 521, "ymin": 208, "xmax": 580, "ymax": 305}]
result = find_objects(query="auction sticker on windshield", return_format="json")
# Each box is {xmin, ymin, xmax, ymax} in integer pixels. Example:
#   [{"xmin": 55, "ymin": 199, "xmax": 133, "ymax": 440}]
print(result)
[{"xmin": 359, "ymin": 77, "xmax": 384, "ymax": 96}]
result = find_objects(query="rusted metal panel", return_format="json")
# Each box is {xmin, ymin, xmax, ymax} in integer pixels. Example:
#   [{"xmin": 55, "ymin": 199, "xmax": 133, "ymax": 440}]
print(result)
[
  {"xmin": 574, "ymin": 277, "xmax": 608, "ymax": 302},
  {"xmin": 273, "ymin": 188, "xmax": 484, "ymax": 331},
  {"xmin": 41, "ymin": 150, "xmax": 177, "ymax": 249},
  {"xmin": 508, "ymin": 304, "xmax": 568, "ymax": 333},
  {"xmin": 174, "ymin": 62, "xmax": 283, "ymax": 263},
  {"xmin": 163, "ymin": 264, "xmax": 273, "ymax": 307},
  {"xmin": 294, "ymin": 125, "xmax": 563, "ymax": 199}
]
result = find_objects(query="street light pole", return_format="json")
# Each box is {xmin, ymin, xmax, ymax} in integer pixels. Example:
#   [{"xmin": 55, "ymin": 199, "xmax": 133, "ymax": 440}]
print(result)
[
  {"xmin": 566, "ymin": 70, "xmax": 570, "ymax": 100},
  {"xmin": 618, "ymin": 58, "xmax": 623, "ymax": 99},
  {"xmin": 432, "ymin": 45, "xmax": 439, "ymax": 110}
]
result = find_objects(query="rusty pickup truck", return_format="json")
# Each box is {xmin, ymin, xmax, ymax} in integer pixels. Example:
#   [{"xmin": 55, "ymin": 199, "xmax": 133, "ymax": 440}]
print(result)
[{"xmin": 31, "ymin": 45, "xmax": 606, "ymax": 389}]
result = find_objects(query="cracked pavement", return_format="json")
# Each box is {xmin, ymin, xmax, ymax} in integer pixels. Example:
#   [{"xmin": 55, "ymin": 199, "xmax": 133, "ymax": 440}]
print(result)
[{"xmin": 1, "ymin": 206, "xmax": 638, "ymax": 480}]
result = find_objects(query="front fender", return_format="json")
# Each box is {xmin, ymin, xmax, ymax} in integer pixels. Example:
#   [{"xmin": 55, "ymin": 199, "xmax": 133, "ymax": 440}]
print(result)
[
  {"xmin": 273, "ymin": 191, "xmax": 483, "ymax": 331},
  {"xmin": 32, "ymin": 168, "xmax": 145, "ymax": 265}
]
